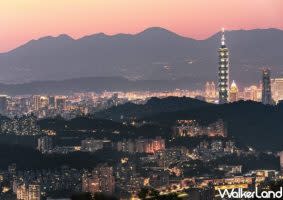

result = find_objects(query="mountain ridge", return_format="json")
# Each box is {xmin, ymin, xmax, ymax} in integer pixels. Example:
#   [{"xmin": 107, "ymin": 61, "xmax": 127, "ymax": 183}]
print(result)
[
  {"xmin": 9, "ymin": 27, "xmax": 283, "ymax": 49},
  {"xmin": 0, "ymin": 76, "xmax": 204, "ymax": 95},
  {"xmin": 0, "ymin": 27, "xmax": 283, "ymax": 84}
]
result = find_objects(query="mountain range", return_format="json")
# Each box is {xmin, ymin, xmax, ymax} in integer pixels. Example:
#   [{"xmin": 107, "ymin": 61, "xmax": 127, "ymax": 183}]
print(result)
[
  {"xmin": 0, "ymin": 27, "xmax": 282, "ymax": 86},
  {"xmin": 0, "ymin": 76, "xmax": 205, "ymax": 95}
]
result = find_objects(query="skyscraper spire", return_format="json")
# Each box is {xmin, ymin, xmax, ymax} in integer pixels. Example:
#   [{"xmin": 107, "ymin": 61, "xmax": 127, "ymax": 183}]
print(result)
[
  {"xmin": 218, "ymin": 28, "xmax": 230, "ymax": 104},
  {"xmin": 221, "ymin": 28, "xmax": 226, "ymax": 46}
]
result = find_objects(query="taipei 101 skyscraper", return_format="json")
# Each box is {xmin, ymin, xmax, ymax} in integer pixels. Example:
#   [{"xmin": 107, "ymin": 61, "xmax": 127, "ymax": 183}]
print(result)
[{"xmin": 218, "ymin": 28, "xmax": 230, "ymax": 104}]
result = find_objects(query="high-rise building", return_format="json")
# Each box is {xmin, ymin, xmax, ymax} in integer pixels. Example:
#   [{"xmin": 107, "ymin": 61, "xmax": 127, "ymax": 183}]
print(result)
[
  {"xmin": 205, "ymin": 82, "xmax": 210, "ymax": 97},
  {"xmin": 0, "ymin": 95, "xmax": 8, "ymax": 114},
  {"xmin": 95, "ymin": 165, "xmax": 115, "ymax": 194},
  {"xmin": 243, "ymin": 85, "xmax": 261, "ymax": 101},
  {"xmin": 229, "ymin": 80, "xmax": 239, "ymax": 102},
  {"xmin": 218, "ymin": 28, "xmax": 230, "ymax": 104},
  {"xmin": 210, "ymin": 82, "xmax": 216, "ymax": 98},
  {"xmin": 8, "ymin": 163, "xmax": 17, "ymax": 174},
  {"xmin": 261, "ymin": 68, "xmax": 272, "ymax": 105},
  {"xmin": 116, "ymin": 139, "xmax": 135, "ymax": 153},
  {"xmin": 16, "ymin": 184, "xmax": 28, "ymax": 200},
  {"xmin": 82, "ymin": 173, "xmax": 100, "ymax": 194},
  {"xmin": 39, "ymin": 96, "xmax": 48, "ymax": 109},
  {"xmin": 205, "ymin": 82, "xmax": 216, "ymax": 99},
  {"xmin": 271, "ymin": 78, "xmax": 283, "ymax": 102},
  {"xmin": 37, "ymin": 136, "xmax": 53, "ymax": 153},
  {"xmin": 48, "ymin": 96, "xmax": 56, "ymax": 109},
  {"xmin": 280, "ymin": 151, "xmax": 283, "ymax": 171},
  {"xmin": 55, "ymin": 96, "xmax": 66, "ymax": 110},
  {"xmin": 82, "ymin": 165, "xmax": 115, "ymax": 194},
  {"xmin": 32, "ymin": 95, "xmax": 41, "ymax": 111},
  {"xmin": 207, "ymin": 119, "xmax": 227, "ymax": 137},
  {"xmin": 145, "ymin": 137, "xmax": 166, "ymax": 154},
  {"xmin": 28, "ymin": 184, "xmax": 41, "ymax": 200}
]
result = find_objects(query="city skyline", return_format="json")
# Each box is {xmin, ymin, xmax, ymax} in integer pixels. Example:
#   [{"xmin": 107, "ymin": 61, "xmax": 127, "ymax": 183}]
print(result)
[
  {"xmin": 0, "ymin": 0, "xmax": 283, "ymax": 52},
  {"xmin": 0, "ymin": 1, "xmax": 283, "ymax": 199},
  {"xmin": 0, "ymin": 28, "xmax": 280, "ymax": 113}
]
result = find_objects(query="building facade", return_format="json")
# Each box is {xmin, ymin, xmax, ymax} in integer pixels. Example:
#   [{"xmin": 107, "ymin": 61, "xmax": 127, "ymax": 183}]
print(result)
[
  {"xmin": 37, "ymin": 136, "xmax": 53, "ymax": 153},
  {"xmin": 229, "ymin": 80, "xmax": 239, "ymax": 102},
  {"xmin": 218, "ymin": 28, "xmax": 230, "ymax": 104},
  {"xmin": 280, "ymin": 151, "xmax": 283, "ymax": 171},
  {"xmin": 261, "ymin": 68, "xmax": 272, "ymax": 105},
  {"xmin": 28, "ymin": 184, "xmax": 41, "ymax": 200},
  {"xmin": 271, "ymin": 78, "xmax": 283, "ymax": 103}
]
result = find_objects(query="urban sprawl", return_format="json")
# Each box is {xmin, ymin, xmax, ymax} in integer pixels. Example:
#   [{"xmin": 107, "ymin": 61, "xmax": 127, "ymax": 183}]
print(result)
[{"xmin": 0, "ymin": 30, "xmax": 282, "ymax": 200}]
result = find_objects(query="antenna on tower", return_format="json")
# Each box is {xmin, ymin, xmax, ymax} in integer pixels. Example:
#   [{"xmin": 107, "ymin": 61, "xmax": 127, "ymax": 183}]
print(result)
[{"xmin": 221, "ymin": 28, "xmax": 225, "ymax": 46}]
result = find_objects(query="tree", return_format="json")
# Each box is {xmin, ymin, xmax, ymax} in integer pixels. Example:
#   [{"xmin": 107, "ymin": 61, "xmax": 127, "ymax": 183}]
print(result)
[{"xmin": 71, "ymin": 192, "xmax": 92, "ymax": 200}]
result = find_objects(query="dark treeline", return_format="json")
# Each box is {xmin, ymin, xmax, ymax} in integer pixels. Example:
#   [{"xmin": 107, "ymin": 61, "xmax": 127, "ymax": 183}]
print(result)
[
  {"xmin": 144, "ymin": 100, "xmax": 283, "ymax": 151},
  {"xmin": 0, "ymin": 144, "xmax": 125, "ymax": 170},
  {"xmin": 94, "ymin": 97, "xmax": 283, "ymax": 151}
]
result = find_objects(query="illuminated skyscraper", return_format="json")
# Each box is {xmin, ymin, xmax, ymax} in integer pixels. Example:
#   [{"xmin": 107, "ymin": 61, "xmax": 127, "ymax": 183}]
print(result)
[
  {"xmin": 243, "ymin": 85, "xmax": 261, "ymax": 101},
  {"xmin": 16, "ymin": 184, "xmax": 28, "ymax": 200},
  {"xmin": 280, "ymin": 151, "xmax": 283, "ymax": 171},
  {"xmin": 205, "ymin": 82, "xmax": 210, "ymax": 97},
  {"xmin": 55, "ymin": 96, "xmax": 66, "ymax": 110},
  {"xmin": 205, "ymin": 82, "xmax": 216, "ymax": 98},
  {"xmin": 28, "ymin": 184, "xmax": 41, "ymax": 200},
  {"xmin": 33, "ymin": 95, "xmax": 41, "ymax": 111},
  {"xmin": 48, "ymin": 96, "xmax": 55, "ymax": 109},
  {"xmin": 229, "ymin": 80, "xmax": 239, "ymax": 102},
  {"xmin": 210, "ymin": 82, "xmax": 216, "ymax": 97},
  {"xmin": 271, "ymin": 78, "xmax": 283, "ymax": 102},
  {"xmin": 218, "ymin": 28, "xmax": 230, "ymax": 104},
  {"xmin": 261, "ymin": 68, "xmax": 272, "ymax": 105}
]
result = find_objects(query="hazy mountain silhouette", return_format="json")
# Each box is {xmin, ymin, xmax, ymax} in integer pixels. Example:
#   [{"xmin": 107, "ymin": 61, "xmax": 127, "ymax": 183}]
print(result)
[
  {"xmin": 0, "ymin": 27, "xmax": 282, "ymax": 85},
  {"xmin": 0, "ymin": 76, "xmax": 203, "ymax": 95}
]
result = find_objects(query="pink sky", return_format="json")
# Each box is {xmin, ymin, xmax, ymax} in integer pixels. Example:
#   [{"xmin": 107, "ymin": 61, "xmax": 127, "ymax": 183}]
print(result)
[{"xmin": 0, "ymin": 0, "xmax": 282, "ymax": 52}]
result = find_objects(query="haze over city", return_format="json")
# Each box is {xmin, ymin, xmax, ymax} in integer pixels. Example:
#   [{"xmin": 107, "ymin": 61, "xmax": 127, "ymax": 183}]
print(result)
[{"xmin": 1, "ymin": 1, "xmax": 283, "ymax": 200}]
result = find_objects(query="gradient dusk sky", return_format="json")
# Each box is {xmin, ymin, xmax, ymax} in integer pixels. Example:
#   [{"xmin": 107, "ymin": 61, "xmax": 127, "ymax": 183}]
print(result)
[{"xmin": 0, "ymin": 0, "xmax": 282, "ymax": 52}]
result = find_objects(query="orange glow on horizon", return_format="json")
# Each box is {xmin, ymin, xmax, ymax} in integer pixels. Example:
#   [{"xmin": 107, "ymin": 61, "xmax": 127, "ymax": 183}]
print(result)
[{"xmin": 0, "ymin": 0, "xmax": 282, "ymax": 52}]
